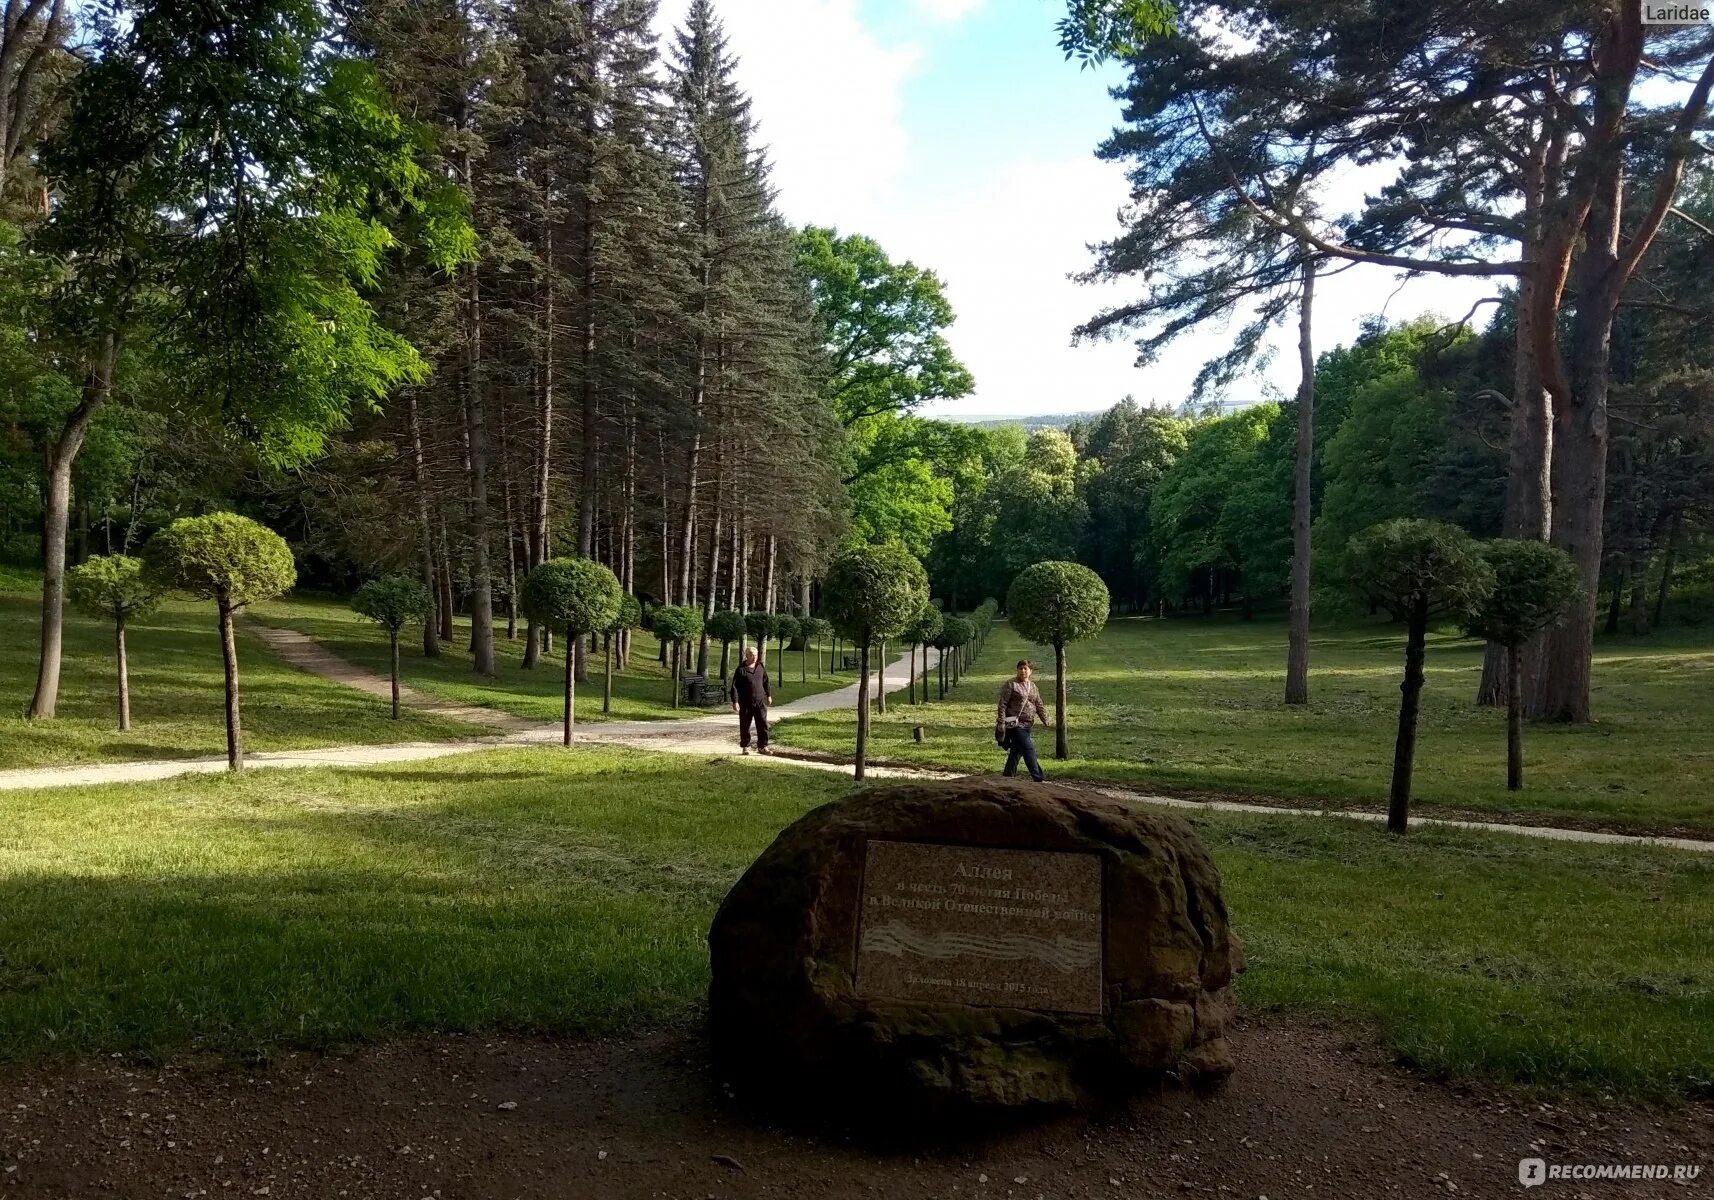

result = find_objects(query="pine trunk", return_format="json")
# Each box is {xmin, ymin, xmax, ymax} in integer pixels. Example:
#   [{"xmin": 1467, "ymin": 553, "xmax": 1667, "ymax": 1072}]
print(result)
[
  {"xmin": 408, "ymin": 390, "xmax": 441, "ymax": 658},
  {"xmin": 218, "ymin": 596, "xmax": 244, "ymax": 771},
  {"xmin": 1387, "ymin": 599, "xmax": 1429, "ymax": 832},
  {"xmin": 28, "ymin": 336, "xmax": 115, "ymax": 720},
  {"xmin": 1285, "ymin": 256, "xmax": 1314, "ymax": 705},
  {"xmin": 115, "ymin": 617, "xmax": 130, "ymax": 732},
  {"xmin": 854, "ymin": 639, "xmax": 871, "ymax": 780}
]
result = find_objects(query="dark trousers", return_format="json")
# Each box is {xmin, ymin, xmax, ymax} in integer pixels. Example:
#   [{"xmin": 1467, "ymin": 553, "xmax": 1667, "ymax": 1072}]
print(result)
[
  {"xmin": 738, "ymin": 704, "xmax": 769, "ymax": 750},
  {"xmin": 1003, "ymin": 725, "xmax": 1044, "ymax": 781}
]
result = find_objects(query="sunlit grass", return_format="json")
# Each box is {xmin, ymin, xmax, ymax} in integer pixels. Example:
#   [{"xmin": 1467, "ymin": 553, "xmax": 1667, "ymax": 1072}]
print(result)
[
  {"xmin": 0, "ymin": 578, "xmax": 483, "ymax": 770},
  {"xmin": 777, "ymin": 615, "xmax": 1714, "ymax": 836},
  {"xmin": 1, "ymin": 746, "xmax": 1710, "ymax": 1099}
]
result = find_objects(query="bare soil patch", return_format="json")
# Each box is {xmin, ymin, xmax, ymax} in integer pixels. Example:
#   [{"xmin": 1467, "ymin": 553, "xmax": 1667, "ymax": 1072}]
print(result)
[{"xmin": 3, "ymin": 1016, "xmax": 1708, "ymax": 1199}]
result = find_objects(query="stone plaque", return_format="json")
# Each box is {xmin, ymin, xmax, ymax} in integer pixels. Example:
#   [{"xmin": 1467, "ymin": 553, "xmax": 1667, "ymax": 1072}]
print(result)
[{"xmin": 854, "ymin": 839, "xmax": 1103, "ymax": 1014}]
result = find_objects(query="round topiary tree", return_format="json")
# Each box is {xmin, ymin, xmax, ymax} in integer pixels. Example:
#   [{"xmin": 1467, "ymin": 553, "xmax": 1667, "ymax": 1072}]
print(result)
[
  {"xmin": 520, "ymin": 556, "xmax": 623, "ymax": 745},
  {"xmin": 798, "ymin": 615, "xmax": 831, "ymax": 679},
  {"xmin": 707, "ymin": 609, "xmax": 747, "ymax": 681},
  {"xmin": 905, "ymin": 602, "xmax": 943, "ymax": 705},
  {"xmin": 142, "ymin": 513, "xmax": 297, "ymax": 770},
  {"xmin": 771, "ymin": 614, "xmax": 802, "ymax": 687},
  {"xmin": 743, "ymin": 610, "xmax": 771, "ymax": 663},
  {"xmin": 935, "ymin": 615, "xmax": 973, "ymax": 699},
  {"xmin": 602, "ymin": 593, "xmax": 643, "ymax": 714},
  {"xmin": 1007, "ymin": 561, "xmax": 1111, "ymax": 760},
  {"xmin": 65, "ymin": 554, "xmax": 161, "ymax": 732},
  {"xmin": 652, "ymin": 605, "xmax": 704, "ymax": 709},
  {"xmin": 1465, "ymin": 539, "xmax": 1584, "ymax": 792},
  {"xmin": 1346, "ymin": 519, "xmax": 1495, "ymax": 833},
  {"xmin": 821, "ymin": 544, "xmax": 929, "ymax": 779},
  {"xmin": 352, "ymin": 576, "xmax": 433, "ymax": 720}
]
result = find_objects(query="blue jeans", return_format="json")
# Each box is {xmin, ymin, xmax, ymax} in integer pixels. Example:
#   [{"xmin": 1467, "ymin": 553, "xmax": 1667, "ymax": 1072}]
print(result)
[{"xmin": 1003, "ymin": 725, "xmax": 1044, "ymax": 781}]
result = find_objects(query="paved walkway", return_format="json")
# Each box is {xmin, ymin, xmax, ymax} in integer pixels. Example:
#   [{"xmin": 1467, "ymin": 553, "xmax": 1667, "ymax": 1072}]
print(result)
[{"xmin": 5, "ymin": 627, "xmax": 1711, "ymax": 856}]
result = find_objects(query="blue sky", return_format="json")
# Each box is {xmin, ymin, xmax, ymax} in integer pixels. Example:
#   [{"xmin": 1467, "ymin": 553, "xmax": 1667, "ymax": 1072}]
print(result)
[{"xmin": 655, "ymin": 0, "xmax": 1499, "ymax": 419}]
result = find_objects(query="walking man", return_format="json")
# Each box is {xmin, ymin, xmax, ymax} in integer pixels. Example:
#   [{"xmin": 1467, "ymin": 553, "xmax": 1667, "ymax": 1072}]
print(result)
[
  {"xmin": 732, "ymin": 646, "xmax": 772, "ymax": 755},
  {"xmin": 995, "ymin": 658, "xmax": 1050, "ymax": 781}
]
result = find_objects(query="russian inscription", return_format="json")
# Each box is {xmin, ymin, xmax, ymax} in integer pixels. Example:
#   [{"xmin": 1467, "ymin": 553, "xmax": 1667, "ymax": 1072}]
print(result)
[{"xmin": 855, "ymin": 839, "xmax": 1103, "ymax": 1014}]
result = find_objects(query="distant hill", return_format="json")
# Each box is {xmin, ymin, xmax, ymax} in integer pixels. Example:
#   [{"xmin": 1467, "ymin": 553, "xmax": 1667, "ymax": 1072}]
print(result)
[{"xmin": 949, "ymin": 412, "xmax": 1103, "ymax": 431}]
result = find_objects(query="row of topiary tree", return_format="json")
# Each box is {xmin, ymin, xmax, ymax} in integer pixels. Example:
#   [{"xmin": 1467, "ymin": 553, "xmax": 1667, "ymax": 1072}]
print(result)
[
  {"xmin": 64, "ymin": 513, "xmax": 299, "ymax": 770},
  {"xmin": 1347, "ymin": 519, "xmax": 1584, "ymax": 832}
]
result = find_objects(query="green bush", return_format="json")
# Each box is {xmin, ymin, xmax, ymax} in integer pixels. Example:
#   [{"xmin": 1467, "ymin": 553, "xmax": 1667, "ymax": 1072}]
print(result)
[
  {"xmin": 1006, "ymin": 561, "xmax": 1110, "ymax": 759},
  {"xmin": 519, "ymin": 557, "xmax": 623, "ymax": 742},
  {"xmin": 1466, "ymin": 539, "xmax": 1584, "ymax": 791},
  {"xmin": 351, "ymin": 577, "xmax": 433, "ymax": 720},
  {"xmin": 65, "ymin": 554, "xmax": 161, "ymax": 732},
  {"xmin": 143, "ymin": 513, "xmax": 296, "ymax": 609},
  {"xmin": 820, "ymin": 544, "xmax": 930, "ymax": 778},
  {"xmin": 1347, "ymin": 519, "xmax": 1495, "ymax": 831},
  {"xmin": 142, "ymin": 513, "xmax": 297, "ymax": 769}
]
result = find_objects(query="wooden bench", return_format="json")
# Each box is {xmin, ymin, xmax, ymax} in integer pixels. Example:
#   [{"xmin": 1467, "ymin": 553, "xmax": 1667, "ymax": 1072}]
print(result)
[{"xmin": 682, "ymin": 674, "xmax": 728, "ymax": 707}]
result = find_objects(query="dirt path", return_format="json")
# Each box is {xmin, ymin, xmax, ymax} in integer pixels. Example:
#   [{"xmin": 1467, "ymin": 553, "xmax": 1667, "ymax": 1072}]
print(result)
[{"xmin": 2, "ymin": 1016, "xmax": 1707, "ymax": 1199}]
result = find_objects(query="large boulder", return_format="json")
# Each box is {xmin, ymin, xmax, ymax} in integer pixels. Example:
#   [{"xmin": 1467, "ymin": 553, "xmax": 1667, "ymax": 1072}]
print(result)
[{"xmin": 708, "ymin": 777, "xmax": 1243, "ymax": 1119}]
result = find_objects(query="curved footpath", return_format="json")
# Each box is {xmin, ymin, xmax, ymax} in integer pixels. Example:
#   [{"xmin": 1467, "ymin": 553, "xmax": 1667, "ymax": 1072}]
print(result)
[{"xmin": 2, "ymin": 623, "xmax": 1710, "ymax": 856}]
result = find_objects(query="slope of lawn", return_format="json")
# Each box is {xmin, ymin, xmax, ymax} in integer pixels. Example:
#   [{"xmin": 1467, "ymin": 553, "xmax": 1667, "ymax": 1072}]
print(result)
[
  {"xmin": 0, "ymin": 572, "xmax": 483, "ymax": 770},
  {"xmin": 776, "ymin": 615, "xmax": 1714, "ymax": 837},
  {"xmin": 254, "ymin": 592, "xmax": 850, "ymax": 723},
  {"xmin": 0, "ymin": 746, "xmax": 1709, "ymax": 1100}
]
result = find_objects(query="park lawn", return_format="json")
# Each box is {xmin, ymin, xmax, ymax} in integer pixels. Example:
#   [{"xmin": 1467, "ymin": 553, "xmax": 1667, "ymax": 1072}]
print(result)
[
  {"xmin": 0, "ymin": 746, "xmax": 1709, "ymax": 1100},
  {"xmin": 0, "ymin": 575, "xmax": 483, "ymax": 770},
  {"xmin": 776, "ymin": 616, "xmax": 1714, "ymax": 837},
  {"xmin": 254, "ymin": 591, "xmax": 851, "ymax": 723}
]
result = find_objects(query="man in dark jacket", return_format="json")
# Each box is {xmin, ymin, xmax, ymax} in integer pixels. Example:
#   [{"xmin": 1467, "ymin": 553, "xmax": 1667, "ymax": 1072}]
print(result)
[{"xmin": 731, "ymin": 646, "xmax": 772, "ymax": 755}]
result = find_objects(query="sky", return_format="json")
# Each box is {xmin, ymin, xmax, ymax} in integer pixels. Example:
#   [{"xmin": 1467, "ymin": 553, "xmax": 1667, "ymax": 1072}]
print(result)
[{"xmin": 653, "ymin": 0, "xmax": 1503, "ymax": 420}]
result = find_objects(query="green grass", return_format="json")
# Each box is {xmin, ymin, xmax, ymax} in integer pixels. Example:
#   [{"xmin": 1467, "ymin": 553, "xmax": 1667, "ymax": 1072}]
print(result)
[
  {"xmin": 776, "ymin": 617, "xmax": 1714, "ymax": 837},
  {"xmin": 254, "ymin": 592, "xmax": 851, "ymax": 723},
  {"xmin": 0, "ymin": 746, "xmax": 1709, "ymax": 1099},
  {"xmin": 0, "ymin": 579, "xmax": 484, "ymax": 770}
]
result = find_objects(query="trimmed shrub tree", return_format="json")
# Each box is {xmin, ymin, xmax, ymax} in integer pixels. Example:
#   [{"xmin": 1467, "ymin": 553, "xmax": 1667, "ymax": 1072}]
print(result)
[
  {"xmin": 1347, "ymin": 519, "xmax": 1495, "ymax": 833},
  {"xmin": 602, "ymin": 594, "xmax": 643, "ymax": 714},
  {"xmin": 143, "ymin": 513, "xmax": 296, "ymax": 770},
  {"xmin": 800, "ymin": 616, "xmax": 832, "ymax": 678},
  {"xmin": 1007, "ymin": 561, "xmax": 1110, "ymax": 759},
  {"xmin": 1465, "ymin": 540, "xmax": 1584, "ymax": 791},
  {"xmin": 744, "ymin": 611, "xmax": 770, "ymax": 663},
  {"xmin": 352, "ymin": 577, "xmax": 432, "ymax": 719},
  {"xmin": 707, "ymin": 609, "xmax": 747, "ymax": 681},
  {"xmin": 65, "ymin": 554, "xmax": 160, "ymax": 732},
  {"xmin": 822, "ymin": 544, "xmax": 929, "ymax": 779},
  {"xmin": 771, "ymin": 615, "xmax": 801, "ymax": 691},
  {"xmin": 906, "ymin": 603, "xmax": 943, "ymax": 705},
  {"xmin": 936, "ymin": 615, "xmax": 973, "ymax": 698},
  {"xmin": 652, "ymin": 605, "xmax": 704, "ymax": 709},
  {"xmin": 520, "ymin": 557, "xmax": 623, "ymax": 744}
]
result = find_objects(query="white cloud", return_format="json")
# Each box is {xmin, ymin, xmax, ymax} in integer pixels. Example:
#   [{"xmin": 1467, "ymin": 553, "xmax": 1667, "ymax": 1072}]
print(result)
[{"xmin": 654, "ymin": 0, "xmax": 918, "ymax": 233}]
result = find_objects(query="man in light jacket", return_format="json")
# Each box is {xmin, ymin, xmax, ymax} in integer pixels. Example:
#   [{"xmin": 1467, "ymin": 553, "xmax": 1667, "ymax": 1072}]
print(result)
[{"xmin": 995, "ymin": 658, "xmax": 1050, "ymax": 781}]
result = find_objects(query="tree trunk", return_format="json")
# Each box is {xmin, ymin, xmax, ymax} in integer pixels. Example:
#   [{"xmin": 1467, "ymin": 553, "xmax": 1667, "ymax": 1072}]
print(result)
[
  {"xmin": 562, "ymin": 625, "xmax": 575, "ymax": 746},
  {"xmin": 603, "ymin": 633, "xmax": 613, "ymax": 714},
  {"xmin": 389, "ymin": 630, "xmax": 401, "ymax": 720},
  {"xmin": 854, "ymin": 639, "xmax": 871, "ymax": 780},
  {"xmin": 408, "ymin": 390, "xmax": 440, "ymax": 659},
  {"xmin": 1506, "ymin": 641, "xmax": 1522, "ymax": 791},
  {"xmin": 1285, "ymin": 255, "xmax": 1315, "ymax": 706},
  {"xmin": 1628, "ymin": 559, "xmax": 1651, "ymax": 635},
  {"xmin": 28, "ymin": 336, "xmax": 116, "ymax": 720},
  {"xmin": 877, "ymin": 639, "xmax": 886, "ymax": 714},
  {"xmin": 115, "ymin": 617, "xmax": 130, "ymax": 732},
  {"xmin": 698, "ymin": 495, "xmax": 722, "ymax": 675},
  {"xmin": 1054, "ymin": 641, "xmax": 1069, "ymax": 760},
  {"xmin": 1654, "ymin": 511, "xmax": 1681, "ymax": 628},
  {"xmin": 463, "ymin": 226, "xmax": 496, "ymax": 678},
  {"xmin": 218, "ymin": 595, "xmax": 244, "ymax": 771},
  {"xmin": 437, "ymin": 515, "xmax": 455, "ymax": 642},
  {"xmin": 1387, "ymin": 599, "xmax": 1429, "ymax": 833}
]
